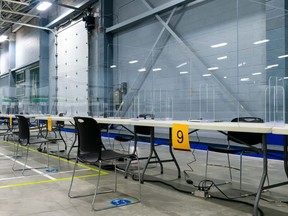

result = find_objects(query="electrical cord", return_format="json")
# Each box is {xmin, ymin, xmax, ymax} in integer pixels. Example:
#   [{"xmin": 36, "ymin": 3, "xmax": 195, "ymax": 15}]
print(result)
[{"xmin": 131, "ymin": 174, "xmax": 264, "ymax": 216}]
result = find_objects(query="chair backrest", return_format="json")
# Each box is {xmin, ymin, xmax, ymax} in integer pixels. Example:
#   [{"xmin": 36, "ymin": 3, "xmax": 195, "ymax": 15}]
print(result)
[
  {"xmin": 16, "ymin": 115, "xmax": 30, "ymax": 142},
  {"xmin": 135, "ymin": 114, "xmax": 154, "ymax": 136},
  {"xmin": 73, "ymin": 117, "xmax": 103, "ymax": 159},
  {"xmin": 228, "ymin": 117, "xmax": 264, "ymax": 145}
]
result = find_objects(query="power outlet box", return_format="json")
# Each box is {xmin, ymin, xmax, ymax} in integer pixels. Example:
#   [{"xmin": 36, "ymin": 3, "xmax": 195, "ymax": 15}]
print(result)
[{"xmin": 194, "ymin": 190, "xmax": 209, "ymax": 198}]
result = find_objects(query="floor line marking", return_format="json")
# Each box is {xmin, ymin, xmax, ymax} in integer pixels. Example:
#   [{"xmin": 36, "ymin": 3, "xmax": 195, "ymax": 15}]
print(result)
[
  {"xmin": 3, "ymin": 141, "xmax": 108, "ymax": 175},
  {"xmin": 0, "ymin": 152, "xmax": 56, "ymax": 180}
]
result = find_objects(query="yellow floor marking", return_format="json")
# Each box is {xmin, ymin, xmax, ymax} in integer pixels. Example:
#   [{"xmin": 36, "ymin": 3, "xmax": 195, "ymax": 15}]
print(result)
[
  {"xmin": 0, "ymin": 141, "xmax": 111, "ymax": 189},
  {"xmin": 0, "ymin": 173, "xmax": 99, "ymax": 189}
]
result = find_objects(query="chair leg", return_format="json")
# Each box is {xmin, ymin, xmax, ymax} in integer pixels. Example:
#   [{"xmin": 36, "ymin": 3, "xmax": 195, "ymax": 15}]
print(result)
[
  {"xmin": 227, "ymin": 153, "xmax": 233, "ymax": 182},
  {"xmin": 12, "ymin": 142, "xmax": 20, "ymax": 171},
  {"xmin": 114, "ymin": 161, "xmax": 117, "ymax": 192},
  {"xmin": 22, "ymin": 145, "xmax": 30, "ymax": 175},
  {"xmin": 68, "ymin": 159, "xmax": 78, "ymax": 198},
  {"xmin": 240, "ymin": 152, "xmax": 243, "ymax": 190},
  {"xmin": 205, "ymin": 149, "xmax": 209, "ymax": 180},
  {"xmin": 92, "ymin": 160, "xmax": 102, "ymax": 210},
  {"xmin": 136, "ymin": 155, "xmax": 142, "ymax": 201}
]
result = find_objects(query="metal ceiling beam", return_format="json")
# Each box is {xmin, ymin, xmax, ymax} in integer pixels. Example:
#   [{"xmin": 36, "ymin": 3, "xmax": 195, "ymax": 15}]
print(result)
[
  {"xmin": 2, "ymin": 0, "xmax": 29, "ymax": 6},
  {"xmin": 45, "ymin": 0, "xmax": 98, "ymax": 29},
  {"xmin": 0, "ymin": 8, "xmax": 40, "ymax": 18},
  {"xmin": 105, "ymin": 0, "xmax": 196, "ymax": 33}
]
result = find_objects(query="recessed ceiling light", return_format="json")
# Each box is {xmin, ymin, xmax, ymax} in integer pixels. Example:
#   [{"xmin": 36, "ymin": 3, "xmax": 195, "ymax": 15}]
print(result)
[
  {"xmin": 252, "ymin": 72, "xmax": 262, "ymax": 76},
  {"xmin": 176, "ymin": 62, "xmax": 187, "ymax": 68},
  {"xmin": 202, "ymin": 74, "xmax": 211, "ymax": 77},
  {"xmin": 138, "ymin": 68, "xmax": 146, "ymax": 72},
  {"xmin": 224, "ymin": 76, "xmax": 227, "ymax": 79},
  {"xmin": 253, "ymin": 39, "xmax": 269, "ymax": 45},
  {"xmin": 265, "ymin": 64, "xmax": 278, "ymax": 69},
  {"xmin": 152, "ymin": 68, "xmax": 162, "ymax": 72},
  {"xmin": 0, "ymin": 35, "xmax": 8, "ymax": 42},
  {"xmin": 37, "ymin": 1, "xmax": 52, "ymax": 11},
  {"xmin": 179, "ymin": 71, "xmax": 188, "ymax": 74},
  {"xmin": 129, "ymin": 60, "xmax": 138, "ymax": 64},
  {"xmin": 208, "ymin": 67, "xmax": 219, "ymax": 71},
  {"xmin": 217, "ymin": 56, "xmax": 227, "ymax": 60},
  {"xmin": 278, "ymin": 54, "xmax": 288, "ymax": 59},
  {"xmin": 240, "ymin": 78, "xmax": 250, "ymax": 81},
  {"xmin": 210, "ymin": 43, "xmax": 227, "ymax": 48}
]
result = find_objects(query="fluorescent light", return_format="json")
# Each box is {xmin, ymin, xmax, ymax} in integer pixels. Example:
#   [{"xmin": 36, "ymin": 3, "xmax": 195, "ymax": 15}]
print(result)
[
  {"xmin": 253, "ymin": 39, "xmax": 269, "ymax": 45},
  {"xmin": 283, "ymin": 77, "xmax": 288, "ymax": 80},
  {"xmin": 110, "ymin": 65, "xmax": 116, "ymax": 68},
  {"xmin": 210, "ymin": 43, "xmax": 227, "ymax": 48},
  {"xmin": 0, "ymin": 35, "xmax": 8, "ymax": 42},
  {"xmin": 129, "ymin": 60, "xmax": 138, "ymax": 64},
  {"xmin": 217, "ymin": 56, "xmax": 227, "ymax": 60},
  {"xmin": 240, "ymin": 78, "xmax": 250, "ymax": 81},
  {"xmin": 152, "ymin": 68, "xmax": 162, "ymax": 72},
  {"xmin": 202, "ymin": 74, "xmax": 211, "ymax": 77},
  {"xmin": 265, "ymin": 64, "xmax": 278, "ymax": 69},
  {"xmin": 179, "ymin": 71, "xmax": 188, "ymax": 74},
  {"xmin": 278, "ymin": 54, "xmax": 288, "ymax": 59},
  {"xmin": 138, "ymin": 68, "xmax": 146, "ymax": 72},
  {"xmin": 37, "ymin": 1, "xmax": 52, "ymax": 11},
  {"xmin": 224, "ymin": 76, "xmax": 227, "ymax": 79},
  {"xmin": 207, "ymin": 67, "xmax": 219, "ymax": 71},
  {"xmin": 252, "ymin": 72, "xmax": 262, "ymax": 76},
  {"xmin": 176, "ymin": 62, "xmax": 187, "ymax": 68}
]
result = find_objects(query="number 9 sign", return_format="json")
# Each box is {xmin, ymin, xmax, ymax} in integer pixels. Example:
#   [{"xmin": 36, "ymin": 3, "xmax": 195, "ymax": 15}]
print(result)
[{"xmin": 172, "ymin": 123, "xmax": 190, "ymax": 151}]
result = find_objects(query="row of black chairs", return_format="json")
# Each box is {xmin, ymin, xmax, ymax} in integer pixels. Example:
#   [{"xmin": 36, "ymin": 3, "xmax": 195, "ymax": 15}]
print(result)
[{"xmin": 4, "ymin": 115, "xmax": 266, "ymax": 211}]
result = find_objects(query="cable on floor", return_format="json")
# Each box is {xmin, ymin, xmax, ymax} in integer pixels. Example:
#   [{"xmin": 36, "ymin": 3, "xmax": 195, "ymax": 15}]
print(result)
[{"xmin": 131, "ymin": 174, "xmax": 264, "ymax": 216}]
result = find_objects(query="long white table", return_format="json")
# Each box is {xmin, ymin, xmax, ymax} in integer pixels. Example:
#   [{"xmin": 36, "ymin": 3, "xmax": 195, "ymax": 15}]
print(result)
[{"xmin": 35, "ymin": 116, "xmax": 288, "ymax": 216}]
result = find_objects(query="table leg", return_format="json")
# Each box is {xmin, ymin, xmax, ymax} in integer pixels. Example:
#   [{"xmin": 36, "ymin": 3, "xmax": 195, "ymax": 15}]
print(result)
[
  {"xmin": 253, "ymin": 134, "xmax": 267, "ymax": 216},
  {"xmin": 140, "ymin": 127, "xmax": 155, "ymax": 183},
  {"xmin": 169, "ymin": 128, "xmax": 181, "ymax": 178}
]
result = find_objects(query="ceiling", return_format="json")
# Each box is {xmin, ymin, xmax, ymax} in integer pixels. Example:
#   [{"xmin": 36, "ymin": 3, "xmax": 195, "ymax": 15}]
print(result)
[{"xmin": 0, "ymin": 0, "xmax": 39, "ymax": 35}]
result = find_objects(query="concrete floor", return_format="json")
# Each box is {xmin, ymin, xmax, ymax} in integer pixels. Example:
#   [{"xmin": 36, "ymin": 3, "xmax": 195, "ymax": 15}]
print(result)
[{"xmin": 0, "ymin": 134, "xmax": 287, "ymax": 216}]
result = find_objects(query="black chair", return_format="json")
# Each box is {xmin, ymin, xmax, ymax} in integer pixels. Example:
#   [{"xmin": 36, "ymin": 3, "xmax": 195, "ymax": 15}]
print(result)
[
  {"xmin": 205, "ymin": 117, "xmax": 264, "ymax": 189},
  {"xmin": 12, "ymin": 115, "xmax": 60, "ymax": 174},
  {"xmin": 68, "ymin": 117, "xmax": 141, "ymax": 211}
]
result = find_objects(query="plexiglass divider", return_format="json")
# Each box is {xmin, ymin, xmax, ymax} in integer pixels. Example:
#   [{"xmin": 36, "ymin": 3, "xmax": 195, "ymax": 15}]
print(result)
[{"xmin": 265, "ymin": 76, "xmax": 285, "ymax": 126}]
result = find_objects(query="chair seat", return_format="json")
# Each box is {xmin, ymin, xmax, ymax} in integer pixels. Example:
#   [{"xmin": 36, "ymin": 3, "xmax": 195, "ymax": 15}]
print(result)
[
  {"xmin": 208, "ymin": 145, "xmax": 242, "ymax": 154},
  {"xmin": 114, "ymin": 135, "xmax": 134, "ymax": 142},
  {"xmin": 79, "ymin": 150, "xmax": 135, "ymax": 163},
  {"xmin": 25, "ymin": 136, "xmax": 49, "ymax": 145}
]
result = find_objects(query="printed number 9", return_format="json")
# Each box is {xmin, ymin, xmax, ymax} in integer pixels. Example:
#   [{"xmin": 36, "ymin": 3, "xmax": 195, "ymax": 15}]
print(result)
[{"xmin": 177, "ymin": 130, "xmax": 183, "ymax": 143}]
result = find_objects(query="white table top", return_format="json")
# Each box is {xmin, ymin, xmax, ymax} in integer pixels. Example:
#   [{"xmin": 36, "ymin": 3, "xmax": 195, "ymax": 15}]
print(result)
[{"xmin": 35, "ymin": 116, "xmax": 273, "ymax": 134}]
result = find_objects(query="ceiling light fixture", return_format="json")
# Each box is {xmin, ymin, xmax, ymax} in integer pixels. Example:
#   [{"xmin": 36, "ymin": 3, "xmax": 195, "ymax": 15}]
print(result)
[
  {"xmin": 253, "ymin": 39, "xmax": 269, "ymax": 45},
  {"xmin": 176, "ymin": 62, "xmax": 187, "ymax": 68},
  {"xmin": 179, "ymin": 71, "xmax": 188, "ymax": 74},
  {"xmin": 129, "ymin": 60, "xmax": 138, "ymax": 64},
  {"xmin": 138, "ymin": 68, "xmax": 146, "ymax": 72},
  {"xmin": 278, "ymin": 54, "xmax": 288, "ymax": 59},
  {"xmin": 265, "ymin": 64, "xmax": 278, "ymax": 69},
  {"xmin": 0, "ymin": 35, "xmax": 8, "ymax": 42},
  {"xmin": 210, "ymin": 43, "xmax": 227, "ymax": 48},
  {"xmin": 202, "ymin": 74, "xmax": 211, "ymax": 77},
  {"xmin": 217, "ymin": 56, "xmax": 227, "ymax": 60},
  {"xmin": 152, "ymin": 68, "xmax": 162, "ymax": 72},
  {"xmin": 208, "ymin": 67, "xmax": 219, "ymax": 71},
  {"xmin": 110, "ymin": 65, "xmax": 116, "ymax": 68},
  {"xmin": 252, "ymin": 72, "xmax": 262, "ymax": 76},
  {"xmin": 37, "ymin": 1, "xmax": 52, "ymax": 11}
]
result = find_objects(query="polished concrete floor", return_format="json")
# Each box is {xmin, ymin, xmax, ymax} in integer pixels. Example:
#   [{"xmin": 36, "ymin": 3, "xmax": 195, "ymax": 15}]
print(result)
[{"xmin": 0, "ymin": 133, "xmax": 287, "ymax": 216}]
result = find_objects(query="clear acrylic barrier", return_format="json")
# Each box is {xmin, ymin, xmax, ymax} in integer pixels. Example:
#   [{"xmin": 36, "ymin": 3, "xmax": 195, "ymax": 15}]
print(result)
[{"xmin": 265, "ymin": 76, "xmax": 285, "ymax": 126}]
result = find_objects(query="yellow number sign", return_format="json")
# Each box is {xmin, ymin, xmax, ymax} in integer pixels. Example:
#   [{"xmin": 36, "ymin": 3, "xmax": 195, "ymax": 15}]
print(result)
[
  {"xmin": 9, "ymin": 116, "xmax": 12, "ymax": 127},
  {"xmin": 47, "ymin": 117, "xmax": 52, "ymax": 132},
  {"xmin": 172, "ymin": 123, "xmax": 190, "ymax": 151}
]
